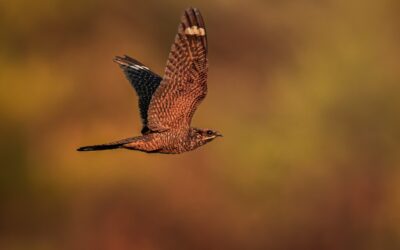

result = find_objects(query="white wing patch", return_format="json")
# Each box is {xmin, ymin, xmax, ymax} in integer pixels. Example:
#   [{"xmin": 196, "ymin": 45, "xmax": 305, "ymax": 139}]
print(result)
[
  {"xmin": 129, "ymin": 64, "xmax": 150, "ymax": 70},
  {"xmin": 184, "ymin": 26, "xmax": 205, "ymax": 36}
]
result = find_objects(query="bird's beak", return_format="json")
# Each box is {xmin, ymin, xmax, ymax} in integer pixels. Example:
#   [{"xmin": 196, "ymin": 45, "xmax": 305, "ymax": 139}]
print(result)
[{"xmin": 216, "ymin": 132, "xmax": 223, "ymax": 137}]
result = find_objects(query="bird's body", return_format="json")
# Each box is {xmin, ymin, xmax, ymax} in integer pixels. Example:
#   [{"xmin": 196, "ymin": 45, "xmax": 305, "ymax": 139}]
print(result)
[{"xmin": 78, "ymin": 7, "xmax": 221, "ymax": 154}]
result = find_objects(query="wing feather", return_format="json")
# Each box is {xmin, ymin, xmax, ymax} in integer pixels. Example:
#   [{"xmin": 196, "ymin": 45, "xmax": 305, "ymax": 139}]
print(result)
[
  {"xmin": 114, "ymin": 55, "xmax": 162, "ymax": 134},
  {"xmin": 146, "ymin": 8, "xmax": 208, "ymax": 131}
]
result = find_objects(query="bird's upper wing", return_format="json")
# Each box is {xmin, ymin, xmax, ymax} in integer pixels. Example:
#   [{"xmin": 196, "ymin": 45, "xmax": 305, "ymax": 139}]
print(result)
[
  {"xmin": 146, "ymin": 7, "xmax": 208, "ymax": 132},
  {"xmin": 114, "ymin": 55, "xmax": 162, "ymax": 134}
]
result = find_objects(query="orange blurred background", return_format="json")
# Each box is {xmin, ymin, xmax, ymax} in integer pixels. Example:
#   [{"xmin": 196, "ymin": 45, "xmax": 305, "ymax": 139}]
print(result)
[{"xmin": 1, "ymin": 0, "xmax": 399, "ymax": 249}]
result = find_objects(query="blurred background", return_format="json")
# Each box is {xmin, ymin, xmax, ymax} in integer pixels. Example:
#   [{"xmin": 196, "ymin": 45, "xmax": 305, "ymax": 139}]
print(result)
[{"xmin": 1, "ymin": 0, "xmax": 399, "ymax": 249}]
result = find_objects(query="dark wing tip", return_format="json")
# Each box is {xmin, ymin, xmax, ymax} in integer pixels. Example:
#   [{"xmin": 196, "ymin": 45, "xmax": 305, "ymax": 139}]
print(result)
[
  {"xmin": 113, "ymin": 55, "xmax": 148, "ymax": 68},
  {"xmin": 181, "ymin": 7, "xmax": 205, "ymax": 29}
]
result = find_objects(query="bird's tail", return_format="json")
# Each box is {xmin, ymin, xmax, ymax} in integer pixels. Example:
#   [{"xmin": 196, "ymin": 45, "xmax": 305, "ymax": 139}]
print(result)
[{"xmin": 77, "ymin": 137, "xmax": 137, "ymax": 152}]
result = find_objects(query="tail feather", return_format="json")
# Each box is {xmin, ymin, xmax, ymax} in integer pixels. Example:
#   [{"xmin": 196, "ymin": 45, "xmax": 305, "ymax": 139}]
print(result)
[{"xmin": 77, "ymin": 137, "xmax": 136, "ymax": 152}]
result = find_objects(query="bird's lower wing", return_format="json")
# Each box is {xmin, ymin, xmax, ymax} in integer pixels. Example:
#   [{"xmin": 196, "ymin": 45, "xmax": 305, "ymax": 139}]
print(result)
[{"xmin": 146, "ymin": 7, "xmax": 208, "ymax": 132}]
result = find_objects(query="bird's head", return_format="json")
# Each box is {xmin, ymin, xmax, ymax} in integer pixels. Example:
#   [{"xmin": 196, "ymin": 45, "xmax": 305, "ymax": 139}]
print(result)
[{"xmin": 190, "ymin": 128, "xmax": 223, "ymax": 146}]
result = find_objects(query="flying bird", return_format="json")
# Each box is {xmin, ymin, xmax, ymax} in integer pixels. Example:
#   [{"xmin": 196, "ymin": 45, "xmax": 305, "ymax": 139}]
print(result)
[{"xmin": 77, "ymin": 7, "xmax": 222, "ymax": 154}]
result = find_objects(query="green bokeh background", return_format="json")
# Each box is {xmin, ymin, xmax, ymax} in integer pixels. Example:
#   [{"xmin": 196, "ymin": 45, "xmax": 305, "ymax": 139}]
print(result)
[{"xmin": 1, "ymin": 0, "xmax": 399, "ymax": 249}]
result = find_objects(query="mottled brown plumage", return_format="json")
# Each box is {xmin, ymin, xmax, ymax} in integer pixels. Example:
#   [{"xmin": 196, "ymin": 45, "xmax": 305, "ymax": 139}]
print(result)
[{"xmin": 77, "ymin": 7, "xmax": 222, "ymax": 154}]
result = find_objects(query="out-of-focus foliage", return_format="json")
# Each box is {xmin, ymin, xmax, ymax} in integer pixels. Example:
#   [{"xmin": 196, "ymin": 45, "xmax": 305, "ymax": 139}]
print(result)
[{"xmin": 1, "ymin": 0, "xmax": 399, "ymax": 249}]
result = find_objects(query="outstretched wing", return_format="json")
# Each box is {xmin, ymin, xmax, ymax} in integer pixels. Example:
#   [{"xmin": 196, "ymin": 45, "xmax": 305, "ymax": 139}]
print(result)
[
  {"xmin": 114, "ymin": 55, "xmax": 162, "ymax": 134},
  {"xmin": 146, "ymin": 7, "xmax": 208, "ymax": 132}
]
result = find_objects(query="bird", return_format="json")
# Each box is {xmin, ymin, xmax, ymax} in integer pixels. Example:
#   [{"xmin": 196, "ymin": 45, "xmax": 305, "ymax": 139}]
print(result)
[{"xmin": 77, "ymin": 7, "xmax": 222, "ymax": 154}]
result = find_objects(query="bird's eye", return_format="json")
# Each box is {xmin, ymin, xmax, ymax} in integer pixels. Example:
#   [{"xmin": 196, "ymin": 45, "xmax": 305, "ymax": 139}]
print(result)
[{"xmin": 206, "ymin": 130, "xmax": 213, "ymax": 136}]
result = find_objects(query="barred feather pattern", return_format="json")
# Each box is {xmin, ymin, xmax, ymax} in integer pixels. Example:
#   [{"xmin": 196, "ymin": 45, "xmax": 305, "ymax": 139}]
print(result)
[
  {"xmin": 78, "ymin": 7, "xmax": 221, "ymax": 154},
  {"xmin": 147, "ymin": 7, "xmax": 208, "ymax": 132}
]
